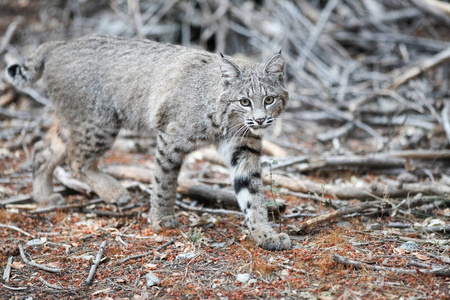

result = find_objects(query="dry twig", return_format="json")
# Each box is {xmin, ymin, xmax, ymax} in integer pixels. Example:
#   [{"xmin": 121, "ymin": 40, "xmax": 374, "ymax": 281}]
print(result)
[
  {"xmin": 332, "ymin": 254, "xmax": 450, "ymax": 277},
  {"xmin": 19, "ymin": 245, "xmax": 62, "ymax": 273},
  {"xmin": 31, "ymin": 199, "xmax": 104, "ymax": 214},
  {"xmin": 119, "ymin": 239, "xmax": 174, "ymax": 264},
  {"xmin": 0, "ymin": 223, "xmax": 33, "ymax": 237},
  {"xmin": 39, "ymin": 277, "xmax": 62, "ymax": 290},
  {"xmin": 175, "ymin": 200, "xmax": 242, "ymax": 216},
  {"xmin": 85, "ymin": 241, "xmax": 107, "ymax": 285},
  {"xmin": 391, "ymin": 47, "xmax": 450, "ymax": 89},
  {"xmin": 184, "ymin": 251, "xmax": 204, "ymax": 278},
  {"xmin": 2, "ymin": 256, "xmax": 13, "ymax": 282}
]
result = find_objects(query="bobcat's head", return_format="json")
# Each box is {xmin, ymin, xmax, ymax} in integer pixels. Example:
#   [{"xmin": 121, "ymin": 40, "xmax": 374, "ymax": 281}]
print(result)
[{"xmin": 218, "ymin": 53, "xmax": 289, "ymax": 137}]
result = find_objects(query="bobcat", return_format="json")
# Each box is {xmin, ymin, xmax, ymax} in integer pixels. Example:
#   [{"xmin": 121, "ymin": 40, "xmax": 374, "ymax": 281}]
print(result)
[{"xmin": 6, "ymin": 35, "xmax": 290, "ymax": 250}]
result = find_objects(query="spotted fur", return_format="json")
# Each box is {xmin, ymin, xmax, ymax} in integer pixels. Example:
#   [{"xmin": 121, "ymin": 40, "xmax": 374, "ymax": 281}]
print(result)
[{"xmin": 6, "ymin": 35, "xmax": 290, "ymax": 250}]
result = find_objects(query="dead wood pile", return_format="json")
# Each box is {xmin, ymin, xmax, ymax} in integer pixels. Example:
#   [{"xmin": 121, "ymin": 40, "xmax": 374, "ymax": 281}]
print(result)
[
  {"xmin": 1, "ymin": 0, "xmax": 449, "ymax": 233},
  {"xmin": 0, "ymin": 2, "xmax": 450, "ymax": 298}
]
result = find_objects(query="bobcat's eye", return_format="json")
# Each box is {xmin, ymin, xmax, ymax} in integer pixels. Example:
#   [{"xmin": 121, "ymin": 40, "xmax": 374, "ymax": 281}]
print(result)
[
  {"xmin": 240, "ymin": 98, "xmax": 251, "ymax": 107},
  {"xmin": 265, "ymin": 96, "xmax": 275, "ymax": 105}
]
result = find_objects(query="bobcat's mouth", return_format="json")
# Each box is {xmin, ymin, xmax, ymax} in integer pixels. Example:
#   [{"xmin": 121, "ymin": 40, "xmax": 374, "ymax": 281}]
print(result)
[{"xmin": 248, "ymin": 124, "xmax": 270, "ymax": 136}]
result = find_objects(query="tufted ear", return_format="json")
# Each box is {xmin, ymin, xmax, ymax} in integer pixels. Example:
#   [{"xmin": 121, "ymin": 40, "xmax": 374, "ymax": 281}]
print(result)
[
  {"xmin": 264, "ymin": 52, "xmax": 285, "ymax": 80},
  {"xmin": 220, "ymin": 54, "xmax": 242, "ymax": 85}
]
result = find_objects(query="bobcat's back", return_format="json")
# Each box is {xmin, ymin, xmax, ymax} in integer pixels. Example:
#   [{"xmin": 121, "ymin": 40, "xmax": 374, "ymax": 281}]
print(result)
[{"xmin": 42, "ymin": 35, "xmax": 222, "ymax": 132}]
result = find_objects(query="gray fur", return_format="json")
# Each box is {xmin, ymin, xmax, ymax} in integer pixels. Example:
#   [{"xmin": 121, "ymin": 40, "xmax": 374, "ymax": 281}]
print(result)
[{"xmin": 6, "ymin": 35, "xmax": 290, "ymax": 250}]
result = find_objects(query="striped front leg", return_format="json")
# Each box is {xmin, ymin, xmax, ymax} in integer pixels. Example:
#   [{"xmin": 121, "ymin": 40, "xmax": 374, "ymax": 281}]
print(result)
[{"xmin": 219, "ymin": 138, "xmax": 291, "ymax": 251}]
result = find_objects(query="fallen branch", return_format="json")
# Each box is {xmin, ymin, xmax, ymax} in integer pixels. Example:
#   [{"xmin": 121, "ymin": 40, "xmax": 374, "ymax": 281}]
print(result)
[
  {"xmin": 105, "ymin": 165, "xmax": 239, "ymax": 207},
  {"xmin": 410, "ymin": 0, "xmax": 450, "ymax": 25},
  {"xmin": 0, "ymin": 16, "xmax": 23, "ymax": 55},
  {"xmin": 84, "ymin": 240, "xmax": 107, "ymax": 285},
  {"xmin": 19, "ymin": 245, "xmax": 62, "ymax": 273},
  {"xmin": 31, "ymin": 199, "xmax": 104, "ymax": 214},
  {"xmin": 272, "ymin": 151, "xmax": 450, "ymax": 172},
  {"xmin": 176, "ymin": 184, "xmax": 237, "ymax": 208},
  {"xmin": 175, "ymin": 200, "xmax": 242, "ymax": 216},
  {"xmin": 82, "ymin": 208, "xmax": 138, "ymax": 218},
  {"xmin": 391, "ymin": 47, "xmax": 450, "ymax": 89},
  {"xmin": 442, "ymin": 102, "xmax": 450, "ymax": 144},
  {"xmin": 263, "ymin": 172, "xmax": 450, "ymax": 199},
  {"xmin": 387, "ymin": 150, "xmax": 450, "ymax": 159},
  {"xmin": 292, "ymin": 201, "xmax": 381, "ymax": 233},
  {"xmin": 39, "ymin": 277, "xmax": 62, "ymax": 289},
  {"xmin": 279, "ymin": 154, "xmax": 405, "ymax": 172},
  {"xmin": 104, "ymin": 165, "xmax": 153, "ymax": 184},
  {"xmin": 293, "ymin": 94, "xmax": 383, "ymax": 140},
  {"xmin": 15, "ymin": 86, "xmax": 50, "ymax": 106},
  {"xmin": 332, "ymin": 254, "xmax": 450, "ymax": 276},
  {"xmin": 0, "ymin": 194, "xmax": 34, "ymax": 206},
  {"xmin": 0, "ymin": 187, "xmax": 66, "ymax": 207},
  {"xmin": 421, "ymin": 225, "xmax": 450, "ymax": 234},
  {"xmin": 297, "ymin": 0, "xmax": 340, "ymax": 69},
  {"xmin": 2, "ymin": 284, "xmax": 27, "ymax": 291},
  {"xmin": 106, "ymin": 163, "xmax": 450, "ymax": 202},
  {"xmin": 0, "ymin": 223, "xmax": 34, "ymax": 237}
]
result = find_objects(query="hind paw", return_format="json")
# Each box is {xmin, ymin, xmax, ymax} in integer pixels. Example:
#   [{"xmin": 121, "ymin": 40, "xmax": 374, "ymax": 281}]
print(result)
[
  {"xmin": 35, "ymin": 193, "xmax": 65, "ymax": 206},
  {"xmin": 259, "ymin": 233, "xmax": 291, "ymax": 251}
]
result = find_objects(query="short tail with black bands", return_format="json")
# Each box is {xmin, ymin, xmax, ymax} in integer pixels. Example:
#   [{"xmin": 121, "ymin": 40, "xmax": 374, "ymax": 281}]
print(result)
[{"xmin": 6, "ymin": 41, "xmax": 64, "ymax": 86}]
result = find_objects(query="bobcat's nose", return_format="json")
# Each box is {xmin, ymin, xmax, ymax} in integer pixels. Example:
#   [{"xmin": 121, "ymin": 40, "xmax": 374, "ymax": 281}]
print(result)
[{"xmin": 254, "ymin": 117, "xmax": 266, "ymax": 125}]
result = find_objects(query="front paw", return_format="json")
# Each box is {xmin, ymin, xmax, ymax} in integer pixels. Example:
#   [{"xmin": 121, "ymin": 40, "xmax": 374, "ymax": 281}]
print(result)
[
  {"xmin": 260, "ymin": 233, "xmax": 291, "ymax": 251},
  {"xmin": 113, "ymin": 194, "xmax": 131, "ymax": 208},
  {"xmin": 150, "ymin": 215, "xmax": 179, "ymax": 233}
]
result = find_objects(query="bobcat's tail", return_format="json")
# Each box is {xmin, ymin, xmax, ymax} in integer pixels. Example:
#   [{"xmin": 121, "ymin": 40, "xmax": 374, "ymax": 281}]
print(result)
[{"xmin": 6, "ymin": 41, "xmax": 65, "ymax": 86}]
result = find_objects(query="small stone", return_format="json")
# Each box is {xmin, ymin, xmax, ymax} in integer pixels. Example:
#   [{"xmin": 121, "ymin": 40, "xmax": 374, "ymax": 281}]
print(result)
[
  {"xmin": 397, "ymin": 172, "xmax": 418, "ymax": 183},
  {"xmin": 81, "ymin": 255, "xmax": 94, "ymax": 261},
  {"xmin": 337, "ymin": 221, "xmax": 351, "ymax": 229},
  {"xmin": 145, "ymin": 272, "xmax": 160, "ymax": 287},
  {"xmin": 211, "ymin": 242, "xmax": 226, "ymax": 248},
  {"xmin": 236, "ymin": 273, "xmax": 251, "ymax": 283},
  {"xmin": 26, "ymin": 239, "xmax": 43, "ymax": 246},
  {"xmin": 368, "ymin": 223, "xmax": 382, "ymax": 230},
  {"xmin": 175, "ymin": 252, "xmax": 196, "ymax": 260},
  {"xmin": 399, "ymin": 241, "xmax": 419, "ymax": 251}
]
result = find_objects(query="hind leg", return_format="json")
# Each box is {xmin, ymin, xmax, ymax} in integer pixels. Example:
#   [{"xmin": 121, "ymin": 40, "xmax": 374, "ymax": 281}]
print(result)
[
  {"xmin": 33, "ymin": 116, "xmax": 68, "ymax": 205},
  {"xmin": 67, "ymin": 124, "xmax": 130, "ymax": 206}
]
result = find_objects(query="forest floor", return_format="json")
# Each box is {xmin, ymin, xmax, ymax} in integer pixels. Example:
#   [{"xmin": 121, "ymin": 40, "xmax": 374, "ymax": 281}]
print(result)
[{"xmin": 1, "ymin": 1, "xmax": 450, "ymax": 299}]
